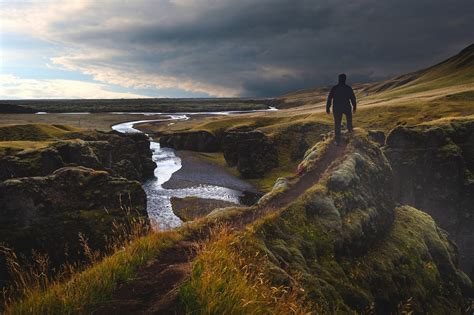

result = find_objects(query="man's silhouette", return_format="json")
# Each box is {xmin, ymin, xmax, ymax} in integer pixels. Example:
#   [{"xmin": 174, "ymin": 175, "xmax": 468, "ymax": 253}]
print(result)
[{"xmin": 326, "ymin": 73, "xmax": 357, "ymax": 145}]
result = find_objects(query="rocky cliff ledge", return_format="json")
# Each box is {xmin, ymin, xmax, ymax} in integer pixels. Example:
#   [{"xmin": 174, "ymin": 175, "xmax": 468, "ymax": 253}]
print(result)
[
  {"xmin": 222, "ymin": 127, "xmax": 279, "ymax": 178},
  {"xmin": 159, "ymin": 130, "xmax": 219, "ymax": 152},
  {"xmin": 0, "ymin": 128, "xmax": 154, "ymax": 287},
  {"xmin": 202, "ymin": 131, "xmax": 472, "ymax": 313},
  {"xmin": 0, "ymin": 131, "xmax": 155, "ymax": 182},
  {"xmin": 384, "ymin": 119, "xmax": 474, "ymax": 279}
]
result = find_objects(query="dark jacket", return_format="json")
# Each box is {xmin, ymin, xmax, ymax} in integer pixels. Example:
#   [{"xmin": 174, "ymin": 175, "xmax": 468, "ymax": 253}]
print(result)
[{"xmin": 326, "ymin": 84, "xmax": 357, "ymax": 112}]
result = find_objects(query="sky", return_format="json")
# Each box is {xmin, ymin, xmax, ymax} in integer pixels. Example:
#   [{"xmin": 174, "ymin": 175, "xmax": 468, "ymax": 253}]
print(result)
[{"xmin": 0, "ymin": 0, "xmax": 473, "ymax": 99}]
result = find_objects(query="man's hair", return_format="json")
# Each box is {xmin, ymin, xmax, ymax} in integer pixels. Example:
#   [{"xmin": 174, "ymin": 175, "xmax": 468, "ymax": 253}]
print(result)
[{"xmin": 338, "ymin": 73, "xmax": 347, "ymax": 84}]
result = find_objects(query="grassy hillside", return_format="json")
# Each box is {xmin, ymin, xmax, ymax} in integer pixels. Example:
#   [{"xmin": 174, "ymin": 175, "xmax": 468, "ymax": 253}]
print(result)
[
  {"xmin": 179, "ymin": 131, "xmax": 471, "ymax": 314},
  {"xmin": 2, "ymin": 229, "xmax": 184, "ymax": 314},
  {"xmin": 0, "ymin": 124, "xmax": 81, "ymax": 156},
  {"xmin": 363, "ymin": 44, "xmax": 474, "ymax": 96},
  {"xmin": 275, "ymin": 44, "xmax": 473, "ymax": 108},
  {"xmin": 0, "ymin": 124, "xmax": 79, "ymax": 141}
]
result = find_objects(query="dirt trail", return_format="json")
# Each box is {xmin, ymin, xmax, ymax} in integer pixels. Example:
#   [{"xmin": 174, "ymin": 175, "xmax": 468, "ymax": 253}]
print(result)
[{"xmin": 95, "ymin": 140, "xmax": 348, "ymax": 314}]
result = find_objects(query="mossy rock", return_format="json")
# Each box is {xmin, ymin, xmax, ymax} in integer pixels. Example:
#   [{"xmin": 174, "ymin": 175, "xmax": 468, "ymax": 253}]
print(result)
[
  {"xmin": 250, "ymin": 132, "xmax": 470, "ymax": 313},
  {"xmin": 385, "ymin": 120, "xmax": 474, "ymax": 278},
  {"xmin": 0, "ymin": 129, "xmax": 154, "ymax": 181},
  {"xmin": 0, "ymin": 166, "xmax": 148, "ymax": 287}
]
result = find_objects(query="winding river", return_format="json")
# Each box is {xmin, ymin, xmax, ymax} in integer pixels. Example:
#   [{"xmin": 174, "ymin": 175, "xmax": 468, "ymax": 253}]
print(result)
[{"xmin": 111, "ymin": 108, "xmax": 276, "ymax": 230}]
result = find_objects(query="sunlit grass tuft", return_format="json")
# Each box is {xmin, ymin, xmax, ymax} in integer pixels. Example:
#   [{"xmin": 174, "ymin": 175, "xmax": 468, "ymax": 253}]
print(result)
[
  {"xmin": 179, "ymin": 225, "xmax": 312, "ymax": 314},
  {"xmin": 2, "ymin": 209, "xmax": 183, "ymax": 314}
]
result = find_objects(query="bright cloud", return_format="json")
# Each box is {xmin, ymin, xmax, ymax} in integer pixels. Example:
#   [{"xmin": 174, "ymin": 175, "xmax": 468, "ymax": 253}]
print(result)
[{"xmin": 0, "ymin": 74, "xmax": 148, "ymax": 99}]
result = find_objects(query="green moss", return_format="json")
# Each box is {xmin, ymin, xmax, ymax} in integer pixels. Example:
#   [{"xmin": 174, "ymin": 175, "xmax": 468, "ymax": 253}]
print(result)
[
  {"xmin": 240, "ymin": 134, "xmax": 469, "ymax": 313},
  {"xmin": 251, "ymin": 199, "xmax": 468, "ymax": 313}
]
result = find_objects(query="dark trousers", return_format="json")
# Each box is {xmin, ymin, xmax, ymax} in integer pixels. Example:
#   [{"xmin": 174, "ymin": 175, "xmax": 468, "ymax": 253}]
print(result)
[{"xmin": 333, "ymin": 108, "xmax": 352, "ymax": 143}]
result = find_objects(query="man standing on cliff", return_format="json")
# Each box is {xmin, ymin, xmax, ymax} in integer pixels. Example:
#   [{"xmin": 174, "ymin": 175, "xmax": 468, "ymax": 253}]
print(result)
[{"xmin": 326, "ymin": 73, "xmax": 357, "ymax": 145}]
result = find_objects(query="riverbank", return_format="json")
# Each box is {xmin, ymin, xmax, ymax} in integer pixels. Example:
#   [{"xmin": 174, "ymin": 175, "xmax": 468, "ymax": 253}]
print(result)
[
  {"xmin": 112, "ymin": 115, "xmax": 268, "ymax": 230},
  {"xmin": 163, "ymin": 150, "xmax": 259, "ymax": 193}
]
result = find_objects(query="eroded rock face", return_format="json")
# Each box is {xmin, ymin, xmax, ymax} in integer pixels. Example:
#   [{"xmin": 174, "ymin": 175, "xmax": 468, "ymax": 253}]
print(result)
[
  {"xmin": 0, "ymin": 129, "xmax": 153, "ymax": 287},
  {"xmin": 0, "ymin": 131, "xmax": 155, "ymax": 181},
  {"xmin": 252, "ymin": 133, "xmax": 471, "ymax": 313},
  {"xmin": 384, "ymin": 121, "xmax": 474, "ymax": 279},
  {"xmin": 222, "ymin": 127, "xmax": 278, "ymax": 178},
  {"xmin": 0, "ymin": 166, "xmax": 147, "ymax": 287},
  {"xmin": 367, "ymin": 129, "xmax": 386, "ymax": 146},
  {"xmin": 159, "ymin": 130, "xmax": 218, "ymax": 152}
]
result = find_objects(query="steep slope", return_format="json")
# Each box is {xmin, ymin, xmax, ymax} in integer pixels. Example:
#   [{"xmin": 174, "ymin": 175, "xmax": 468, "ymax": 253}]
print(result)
[
  {"xmin": 182, "ymin": 131, "xmax": 472, "ymax": 314},
  {"xmin": 0, "ymin": 127, "xmax": 155, "ymax": 289},
  {"xmin": 92, "ymin": 131, "xmax": 471, "ymax": 314},
  {"xmin": 363, "ymin": 44, "xmax": 474, "ymax": 96},
  {"xmin": 0, "ymin": 166, "xmax": 147, "ymax": 287},
  {"xmin": 93, "ymin": 131, "xmax": 349, "ymax": 314},
  {"xmin": 385, "ymin": 118, "xmax": 474, "ymax": 279},
  {"xmin": 5, "ymin": 131, "xmax": 471, "ymax": 314}
]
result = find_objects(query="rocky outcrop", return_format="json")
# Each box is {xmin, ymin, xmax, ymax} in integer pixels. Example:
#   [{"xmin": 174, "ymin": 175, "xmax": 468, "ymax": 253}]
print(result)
[
  {"xmin": 247, "ymin": 132, "xmax": 471, "ymax": 313},
  {"xmin": 0, "ymin": 166, "xmax": 147, "ymax": 287},
  {"xmin": 0, "ymin": 131, "xmax": 155, "ymax": 181},
  {"xmin": 222, "ymin": 127, "xmax": 278, "ymax": 178},
  {"xmin": 367, "ymin": 129, "xmax": 386, "ymax": 146},
  {"xmin": 159, "ymin": 130, "xmax": 218, "ymax": 152},
  {"xmin": 0, "ymin": 128, "xmax": 154, "ymax": 287},
  {"xmin": 384, "ymin": 120, "xmax": 474, "ymax": 279},
  {"xmin": 273, "ymin": 121, "xmax": 331, "ymax": 162}
]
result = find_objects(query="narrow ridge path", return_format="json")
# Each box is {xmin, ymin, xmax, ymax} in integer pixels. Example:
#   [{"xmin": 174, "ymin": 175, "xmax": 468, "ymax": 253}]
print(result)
[{"xmin": 95, "ymin": 140, "xmax": 349, "ymax": 314}]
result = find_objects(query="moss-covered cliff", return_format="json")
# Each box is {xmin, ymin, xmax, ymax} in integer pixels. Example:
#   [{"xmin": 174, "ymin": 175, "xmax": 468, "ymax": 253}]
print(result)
[
  {"xmin": 0, "ymin": 126, "xmax": 155, "ymax": 288},
  {"xmin": 182, "ymin": 131, "xmax": 472, "ymax": 314},
  {"xmin": 385, "ymin": 119, "xmax": 474, "ymax": 279},
  {"xmin": 0, "ymin": 129, "xmax": 155, "ymax": 181}
]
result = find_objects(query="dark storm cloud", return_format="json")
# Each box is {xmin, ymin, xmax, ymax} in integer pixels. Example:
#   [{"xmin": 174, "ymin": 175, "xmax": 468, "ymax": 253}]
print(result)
[{"xmin": 51, "ymin": 0, "xmax": 474, "ymax": 97}]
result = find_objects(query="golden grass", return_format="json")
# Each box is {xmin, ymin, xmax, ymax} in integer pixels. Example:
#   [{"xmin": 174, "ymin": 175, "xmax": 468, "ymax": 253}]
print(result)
[
  {"xmin": 419, "ymin": 114, "xmax": 474, "ymax": 125},
  {"xmin": 179, "ymin": 225, "xmax": 312, "ymax": 314},
  {"xmin": 2, "ymin": 215, "xmax": 183, "ymax": 315},
  {"xmin": 304, "ymin": 91, "xmax": 474, "ymax": 132},
  {"xmin": 0, "ymin": 124, "xmax": 79, "ymax": 141},
  {"xmin": 353, "ymin": 98, "xmax": 473, "ymax": 131},
  {"xmin": 0, "ymin": 141, "xmax": 53, "ymax": 157}
]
